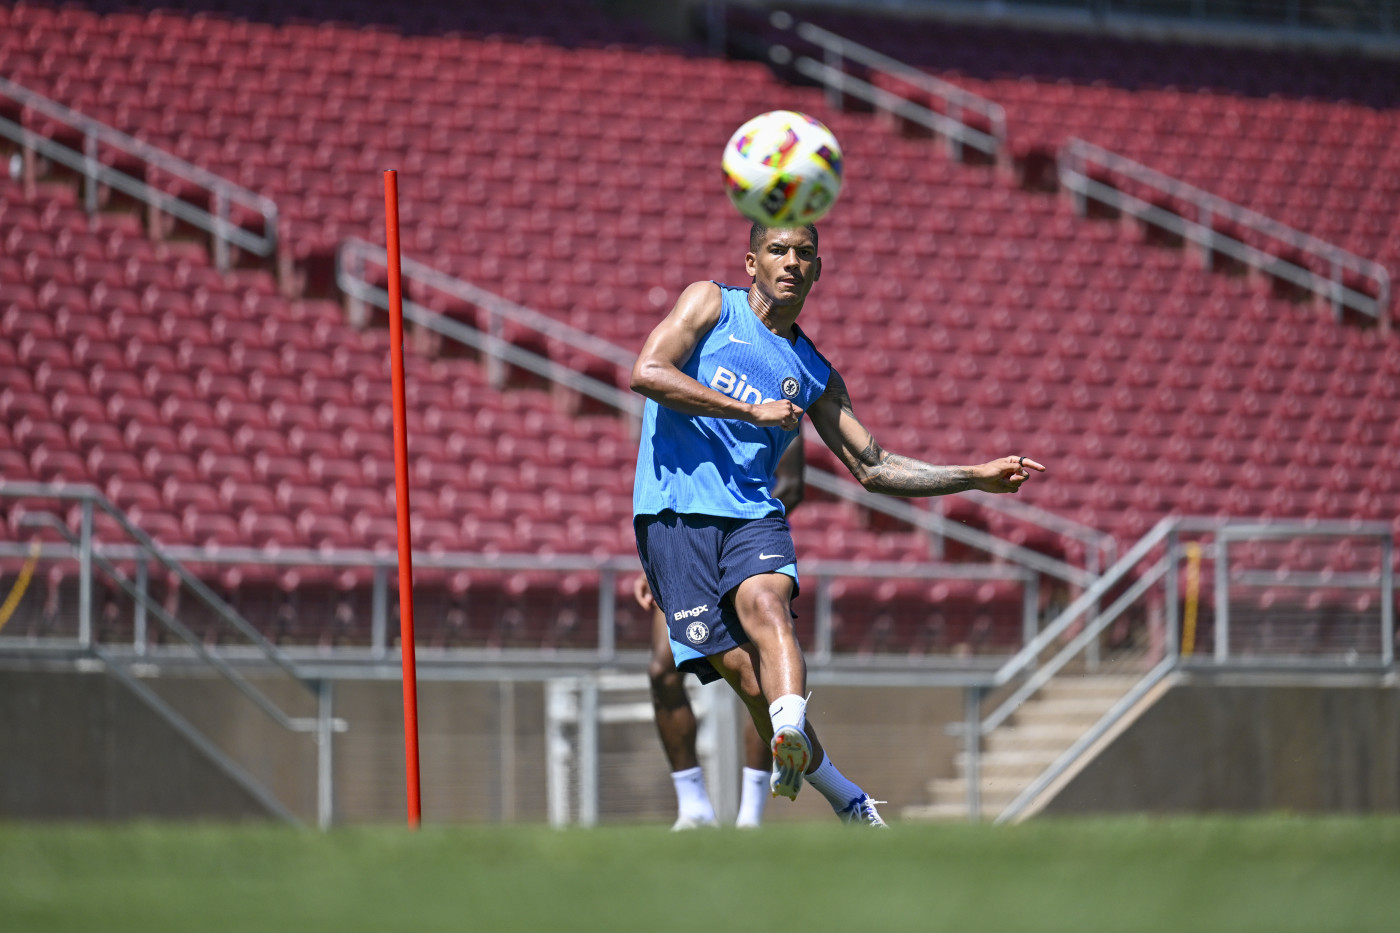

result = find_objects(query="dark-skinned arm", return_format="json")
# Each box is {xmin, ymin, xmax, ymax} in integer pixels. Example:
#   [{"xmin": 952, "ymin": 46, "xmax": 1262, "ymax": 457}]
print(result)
[
  {"xmin": 629, "ymin": 282, "xmax": 802, "ymax": 430},
  {"xmin": 806, "ymin": 369, "xmax": 1046, "ymax": 496},
  {"xmin": 772, "ymin": 435, "xmax": 806, "ymax": 513}
]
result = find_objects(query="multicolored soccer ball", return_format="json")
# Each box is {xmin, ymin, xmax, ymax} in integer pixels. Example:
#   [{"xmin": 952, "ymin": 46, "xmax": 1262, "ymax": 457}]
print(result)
[{"xmin": 721, "ymin": 110, "xmax": 844, "ymax": 226}]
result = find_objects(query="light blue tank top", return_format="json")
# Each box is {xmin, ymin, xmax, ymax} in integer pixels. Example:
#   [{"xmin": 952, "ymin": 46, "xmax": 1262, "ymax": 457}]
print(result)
[{"xmin": 633, "ymin": 283, "xmax": 832, "ymax": 519}]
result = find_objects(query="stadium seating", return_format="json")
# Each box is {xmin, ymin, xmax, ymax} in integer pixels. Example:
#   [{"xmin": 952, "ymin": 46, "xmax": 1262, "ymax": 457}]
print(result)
[
  {"xmin": 732, "ymin": 7, "xmax": 1400, "ymax": 315},
  {"xmin": 2, "ymin": 1, "xmax": 1397, "ymax": 649}
]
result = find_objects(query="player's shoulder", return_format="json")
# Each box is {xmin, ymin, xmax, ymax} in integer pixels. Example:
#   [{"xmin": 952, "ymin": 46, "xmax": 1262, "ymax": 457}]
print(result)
[
  {"xmin": 671, "ymin": 280, "xmax": 726, "ymax": 323},
  {"xmin": 677, "ymin": 280, "xmax": 724, "ymax": 305}
]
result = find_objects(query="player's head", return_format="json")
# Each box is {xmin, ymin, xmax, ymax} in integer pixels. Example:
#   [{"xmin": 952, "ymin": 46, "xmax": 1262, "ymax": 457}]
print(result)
[{"xmin": 746, "ymin": 222, "xmax": 821, "ymax": 309}]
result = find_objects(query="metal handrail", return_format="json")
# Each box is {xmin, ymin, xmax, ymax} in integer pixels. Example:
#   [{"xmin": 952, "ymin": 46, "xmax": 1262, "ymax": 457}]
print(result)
[
  {"xmin": 91, "ymin": 643, "xmax": 303, "ymax": 825},
  {"xmin": 791, "ymin": 57, "xmax": 1000, "ymax": 158},
  {"xmin": 21, "ymin": 512, "xmax": 322, "ymax": 734},
  {"xmin": 339, "ymin": 239, "xmax": 634, "ymax": 370},
  {"xmin": 0, "ymin": 76, "xmax": 277, "ymax": 269},
  {"xmin": 770, "ymin": 17, "xmax": 1006, "ymax": 159},
  {"xmin": 969, "ymin": 514, "xmax": 1395, "ymax": 822},
  {"xmin": 993, "ymin": 654, "xmax": 1178, "ymax": 824},
  {"xmin": 335, "ymin": 241, "xmax": 1107, "ymax": 581},
  {"xmin": 0, "ymin": 484, "xmax": 330, "ymax": 708},
  {"xmin": 1060, "ymin": 137, "xmax": 1392, "ymax": 326},
  {"xmin": 0, "ymin": 540, "xmax": 1032, "ymax": 582}
]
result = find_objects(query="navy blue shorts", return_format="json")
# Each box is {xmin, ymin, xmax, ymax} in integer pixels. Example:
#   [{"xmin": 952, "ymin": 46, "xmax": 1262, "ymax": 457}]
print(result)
[{"xmin": 634, "ymin": 511, "xmax": 799, "ymax": 685}]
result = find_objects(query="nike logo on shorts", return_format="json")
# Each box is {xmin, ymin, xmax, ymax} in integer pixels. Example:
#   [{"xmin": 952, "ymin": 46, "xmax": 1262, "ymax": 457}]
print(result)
[
  {"xmin": 728, "ymin": 334, "xmax": 752, "ymax": 344},
  {"xmin": 759, "ymin": 553, "xmax": 785, "ymax": 560}
]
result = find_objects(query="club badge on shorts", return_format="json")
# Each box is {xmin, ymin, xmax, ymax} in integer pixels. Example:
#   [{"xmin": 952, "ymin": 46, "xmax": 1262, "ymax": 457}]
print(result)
[
  {"xmin": 685, "ymin": 620, "xmax": 710, "ymax": 644},
  {"xmin": 781, "ymin": 376, "xmax": 799, "ymax": 399}
]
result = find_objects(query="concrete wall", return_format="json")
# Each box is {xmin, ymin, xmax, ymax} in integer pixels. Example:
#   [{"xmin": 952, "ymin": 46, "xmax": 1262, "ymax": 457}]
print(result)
[
  {"xmin": 1045, "ymin": 678, "xmax": 1400, "ymax": 815},
  {"xmin": 0, "ymin": 668, "xmax": 273, "ymax": 822},
  {"xmin": 0, "ymin": 664, "xmax": 965, "ymax": 824}
]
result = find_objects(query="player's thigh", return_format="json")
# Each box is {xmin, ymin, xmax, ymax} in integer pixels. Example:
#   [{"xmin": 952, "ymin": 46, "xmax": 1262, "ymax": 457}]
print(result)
[{"xmin": 730, "ymin": 572, "xmax": 797, "ymax": 633}]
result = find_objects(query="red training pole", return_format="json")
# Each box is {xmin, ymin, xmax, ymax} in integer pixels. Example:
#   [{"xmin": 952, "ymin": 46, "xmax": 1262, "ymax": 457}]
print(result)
[{"xmin": 384, "ymin": 170, "xmax": 422, "ymax": 828}]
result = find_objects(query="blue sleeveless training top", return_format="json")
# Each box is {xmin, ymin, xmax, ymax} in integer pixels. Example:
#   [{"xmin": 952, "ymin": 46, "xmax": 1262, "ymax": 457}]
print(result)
[{"xmin": 633, "ymin": 283, "xmax": 832, "ymax": 519}]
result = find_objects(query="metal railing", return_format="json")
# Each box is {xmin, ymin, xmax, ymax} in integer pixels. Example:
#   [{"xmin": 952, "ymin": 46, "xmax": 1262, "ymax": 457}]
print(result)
[
  {"xmin": 767, "ymin": 15, "xmax": 1006, "ymax": 160},
  {"xmin": 953, "ymin": 515, "xmax": 1395, "ymax": 823},
  {"xmin": 0, "ymin": 76, "xmax": 278, "ymax": 270},
  {"xmin": 337, "ymin": 238, "xmax": 641, "ymax": 415},
  {"xmin": 0, "ymin": 484, "xmax": 345, "ymax": 828},
  {"xmin": 0, "ymin": 535, "xmax": 1040, "ymax": 673},
  {"xmin": 758, "ymin": 2, "xmax": 1400, "ymax": 48},
  {"xmin": 335, "ymin": 240, "xmax": 1111, "ymax": 583},
  {"xmin": 1061, "ymin": 138, "xmax": 1392, "ymax": 327}
]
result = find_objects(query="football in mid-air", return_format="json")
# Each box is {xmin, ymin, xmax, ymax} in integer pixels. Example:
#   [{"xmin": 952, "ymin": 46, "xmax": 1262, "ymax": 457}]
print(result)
[{"xmin": 721, "ymin": 110, "xmax": 844, "ymax": 226}]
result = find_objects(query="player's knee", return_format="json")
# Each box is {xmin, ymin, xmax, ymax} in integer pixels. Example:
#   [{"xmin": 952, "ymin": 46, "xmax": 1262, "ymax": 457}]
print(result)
[
  {"xmin": 648, "ymin": 652, "xmax": 678, "ymax": 686},
  {"xmin": 743, "ymin": 587, "xmax": 792, "ymax": 635},
  {"xmin": 649, "ymin": 664, "xmax": 687, "ymax": 708}
]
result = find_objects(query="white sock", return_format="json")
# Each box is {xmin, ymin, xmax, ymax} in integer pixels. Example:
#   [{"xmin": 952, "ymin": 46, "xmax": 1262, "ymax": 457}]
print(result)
[
  {"xmin": 768, "ymin": 693, "xmax": 807, "ymax": 736},
  {"xmin": 671, "ymin": 767, "xmax": 716, "ymax": 823},
  {"xmin": 735, "ymin": 767, "xmax": 770, "ymax": 827},
  {"xmin": 805, "ymin": 755, "xmax": 866, "ymax": 813}
]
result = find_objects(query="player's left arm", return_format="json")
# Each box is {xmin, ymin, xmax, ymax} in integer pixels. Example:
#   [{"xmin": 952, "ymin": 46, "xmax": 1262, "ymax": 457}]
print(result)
[
  {"xmin": 807, "ymin": 368, "xmax": 1046, "ymax": 496},
  {"xmin": 772, "ymin": 435, "xmax": 806, "ymax": 513}
]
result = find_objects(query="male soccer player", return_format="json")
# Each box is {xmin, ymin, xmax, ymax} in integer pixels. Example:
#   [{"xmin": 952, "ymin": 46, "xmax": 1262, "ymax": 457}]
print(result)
[
  {"xmin": 630, "ymin": 221, "xmax": 1045, "ymax": 826},
  {"xmin": 634, "ymin": 438, "xmax": 806, "ymax": 830}
]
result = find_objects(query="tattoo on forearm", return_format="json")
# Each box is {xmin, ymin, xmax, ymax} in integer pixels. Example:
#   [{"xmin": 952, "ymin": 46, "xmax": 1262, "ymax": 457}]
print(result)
[
  {"xmin": 863, "ymin": 455, "xmax": 975, "ymax": 496},
  {"xmin": 823, "ymin": 368, "xmax": 975, "ymax": 496}
]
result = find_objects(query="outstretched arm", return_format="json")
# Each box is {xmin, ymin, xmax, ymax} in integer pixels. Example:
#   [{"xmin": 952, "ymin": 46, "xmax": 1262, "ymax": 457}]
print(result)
[
  {"xmin": 807, "ymin": 369, "xmax": 1046, "ymax": 496},
  {"xmin": 629, "ymin": 282, "xmax": 802, "ymax": 430}
]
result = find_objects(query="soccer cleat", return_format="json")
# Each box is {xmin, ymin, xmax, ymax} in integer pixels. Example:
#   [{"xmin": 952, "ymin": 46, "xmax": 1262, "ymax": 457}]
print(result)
[
  {"xmin": 671, "ymin": 815, "xmax": 718, "ymax": 831},
  {"xmin": 838, "ymin": 794, "xmax": 889, "ymax": 828},
  {"xmin": 769, "ymin": 725, "xmax": 811, "ymax": 801}
]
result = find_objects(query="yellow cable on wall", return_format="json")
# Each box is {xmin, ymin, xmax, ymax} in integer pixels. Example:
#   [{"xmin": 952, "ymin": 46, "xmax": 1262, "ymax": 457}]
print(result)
[
  {"xmin": 0, "ymin": 540, "xmax": 42, "ymax": 633},
  {"xmin": 1181, "ymin": 541, "xmax": 1202, "ymax": 658}
]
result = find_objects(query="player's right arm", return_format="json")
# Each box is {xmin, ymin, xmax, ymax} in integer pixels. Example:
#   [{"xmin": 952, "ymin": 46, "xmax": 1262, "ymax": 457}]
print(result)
[{"xmin": 630, "ymin": 282, "xmax": 802, "ymax": 430}]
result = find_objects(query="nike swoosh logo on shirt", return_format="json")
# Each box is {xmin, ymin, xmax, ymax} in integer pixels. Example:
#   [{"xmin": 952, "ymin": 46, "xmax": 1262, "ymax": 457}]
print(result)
[
  {"xmin": 759, "ymin": 553, "xmax": 785, "ymax": 560},
  {"xmin": 728, "ymin": 334, "xmax": 752, "ymax": 344}
]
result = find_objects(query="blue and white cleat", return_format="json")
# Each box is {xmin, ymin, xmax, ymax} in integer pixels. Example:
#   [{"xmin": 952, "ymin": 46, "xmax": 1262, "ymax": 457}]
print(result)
[
  {"xmin": 769, "ymin": 725, "xmax": 811, "ymax": 801},
  {"xmin": 838, "ymin": 794, "xmax": 889, "ymax": 828}
]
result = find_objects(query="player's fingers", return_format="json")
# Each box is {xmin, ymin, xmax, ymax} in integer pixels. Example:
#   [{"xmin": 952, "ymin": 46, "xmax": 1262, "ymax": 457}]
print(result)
[{"xmin": 1021, "ymin": 458, "xmax": 1047, "ymax": 472}]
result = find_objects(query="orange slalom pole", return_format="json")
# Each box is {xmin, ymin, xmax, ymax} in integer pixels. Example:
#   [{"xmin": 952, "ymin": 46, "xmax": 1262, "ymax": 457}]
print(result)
[{"xmin": 384, "ymin": 170, "xmax": 422, "ymax": 828}]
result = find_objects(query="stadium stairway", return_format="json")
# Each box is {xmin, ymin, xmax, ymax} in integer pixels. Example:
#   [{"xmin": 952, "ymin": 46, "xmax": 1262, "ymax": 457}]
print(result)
[{"xmin": 903, "ymin": 674, "xmax": 1139, "ymax": 821}]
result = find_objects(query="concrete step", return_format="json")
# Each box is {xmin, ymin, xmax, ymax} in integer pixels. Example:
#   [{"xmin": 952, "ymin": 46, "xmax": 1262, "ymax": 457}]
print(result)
[
  {"xmin": 1008, "ymin": 696, "xmax": 1122, "ymax": 719},
  {"xmin": 986, "ymin": 722, "xmax": 1091, "ymax": 750},
  {"xmin": 901, "ymin": 802, "xmax": 976, "ymax": 822},
  {"xmin": 926, "ymin": 777, "xmax": 1024, "ymax": 812},
  {"xmin": 957, "ymin": 750, "xmax": 1060, "ymax": 780},
  {"xmin": 1037, "ymin": 676, "xmax": 1139, "ymax": 699}
]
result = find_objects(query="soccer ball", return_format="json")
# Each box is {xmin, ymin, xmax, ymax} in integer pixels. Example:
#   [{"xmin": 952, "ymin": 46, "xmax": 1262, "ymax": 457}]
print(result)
[{"xmin": 721, "ymin": 110, "xmax": 844, "ymax": 226}]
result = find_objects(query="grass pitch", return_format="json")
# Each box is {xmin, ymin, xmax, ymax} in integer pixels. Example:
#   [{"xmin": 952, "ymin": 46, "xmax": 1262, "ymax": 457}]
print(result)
[{"xmin": 2, "ymin": 817, "xmax": 1398, "ymax": 932}]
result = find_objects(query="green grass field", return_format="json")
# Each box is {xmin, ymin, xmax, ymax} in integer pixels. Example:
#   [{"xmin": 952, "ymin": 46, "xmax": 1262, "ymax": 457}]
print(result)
[{"xmin": 3, "ymin": 817, "xmax": 1399, "ymax": 932}]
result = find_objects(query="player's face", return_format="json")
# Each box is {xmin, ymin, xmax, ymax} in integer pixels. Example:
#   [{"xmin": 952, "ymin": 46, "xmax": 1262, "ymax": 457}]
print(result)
[{"xmin": 746, "ymin": 228, "xmax": 821, "ymax": 307}]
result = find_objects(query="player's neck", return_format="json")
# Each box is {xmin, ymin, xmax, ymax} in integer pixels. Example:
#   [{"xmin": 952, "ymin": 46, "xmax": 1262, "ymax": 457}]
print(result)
[{"xmin": 747, "ymin": 288, "xmax": 801, "ymax": 341}]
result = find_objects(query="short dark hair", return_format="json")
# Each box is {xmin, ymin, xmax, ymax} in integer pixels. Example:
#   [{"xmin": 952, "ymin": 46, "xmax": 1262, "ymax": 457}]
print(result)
[{"xmin": 749, "ymin": 221, "xmax": 818, "ymax": 254}]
